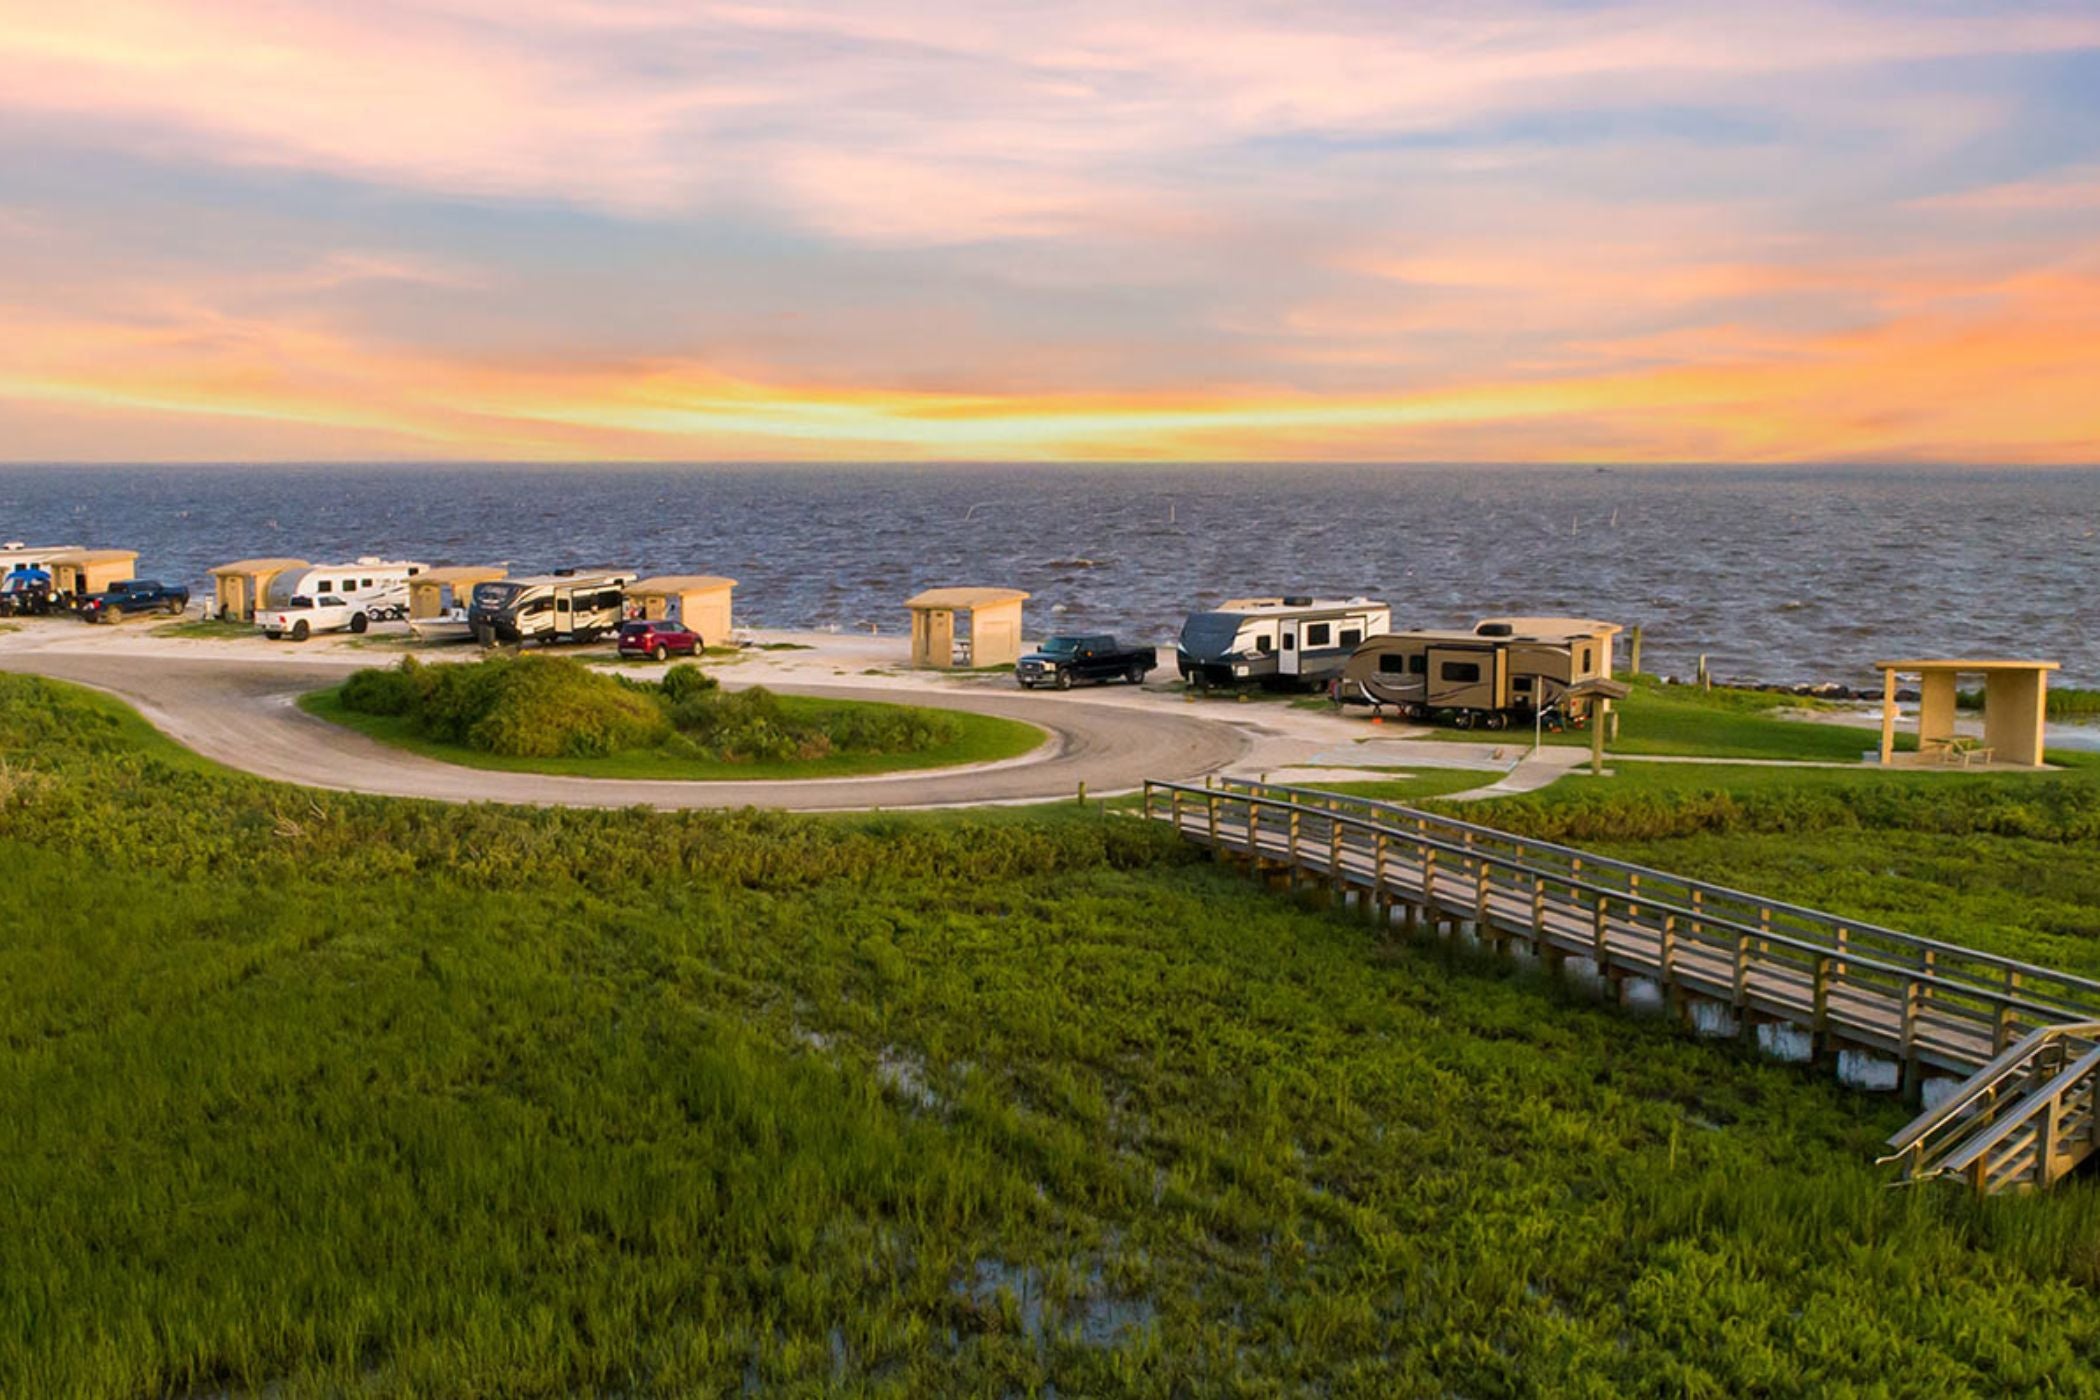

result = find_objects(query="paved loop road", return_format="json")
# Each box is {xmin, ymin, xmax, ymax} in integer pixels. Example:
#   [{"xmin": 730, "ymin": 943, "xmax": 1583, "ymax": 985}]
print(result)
[{"xmin": 0, "ymin": 652, "xmax": 1247, "ymax": 810}]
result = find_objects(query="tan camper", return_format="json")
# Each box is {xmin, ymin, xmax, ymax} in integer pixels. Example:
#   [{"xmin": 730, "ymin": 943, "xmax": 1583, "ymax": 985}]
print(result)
[{"xmin": 1339, "ymin": 617, "xmax": 1621, "ymax": 729}]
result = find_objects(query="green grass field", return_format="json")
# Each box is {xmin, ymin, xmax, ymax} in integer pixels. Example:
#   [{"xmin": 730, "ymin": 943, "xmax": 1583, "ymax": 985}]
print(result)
[
  {"xmin": 6, "ymin": 675, "xmax": 2100, "ymax": 1393},
  {"xmin": 1391, "ymin": 677, "xmax": 1906, "ymax": 761},
  {"xmin": 300, "ymin": 683, "xmax": 1047, "ymax": 780}
]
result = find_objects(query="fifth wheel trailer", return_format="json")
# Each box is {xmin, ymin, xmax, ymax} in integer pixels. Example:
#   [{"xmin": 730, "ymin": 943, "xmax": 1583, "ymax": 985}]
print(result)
[{"xmin": 1337, "ymin": 617, "xmax": 1621, "ymax": 729}]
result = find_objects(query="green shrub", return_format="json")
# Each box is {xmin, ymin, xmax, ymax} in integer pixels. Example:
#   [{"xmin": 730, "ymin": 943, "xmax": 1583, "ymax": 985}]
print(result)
[
  {"xmin": 659, "ymin": 663, "xmax": 718, "ymax": 704},
  {"xmin": 461, "ymin": 658, "xmax": 670, "ymax": 758},
  {"xmin": 338, "ymin": 658, "xmax": 422, "ymax": 716}
]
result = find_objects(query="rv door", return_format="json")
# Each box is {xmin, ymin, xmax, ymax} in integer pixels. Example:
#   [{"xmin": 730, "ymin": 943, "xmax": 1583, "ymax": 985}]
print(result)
[
  {"xmin": 1278, "ymin": 622, "xmax": 1300, "ymax": 676},
  {"xmin": 555, "ymin": 588, "xmax": 572, "ymax": 635}
]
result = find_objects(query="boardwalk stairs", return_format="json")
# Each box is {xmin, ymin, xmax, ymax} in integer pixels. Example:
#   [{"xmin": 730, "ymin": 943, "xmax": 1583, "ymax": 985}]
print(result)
[{"xmin": 1141, "ymin": 777, "xmax": 2100, "ymax": 1195}]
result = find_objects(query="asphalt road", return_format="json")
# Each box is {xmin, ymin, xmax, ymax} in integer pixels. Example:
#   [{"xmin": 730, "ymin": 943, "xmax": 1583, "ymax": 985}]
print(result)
[{"xmin": 0, "ymin": 651, "xmax": 1247, "ymax": 810}]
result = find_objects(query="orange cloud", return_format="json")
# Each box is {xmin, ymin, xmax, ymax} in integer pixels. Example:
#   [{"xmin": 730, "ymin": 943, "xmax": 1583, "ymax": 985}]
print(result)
[{"xmin": 5, "ymin": 260, "xmax": 2095, "ymax": 463}]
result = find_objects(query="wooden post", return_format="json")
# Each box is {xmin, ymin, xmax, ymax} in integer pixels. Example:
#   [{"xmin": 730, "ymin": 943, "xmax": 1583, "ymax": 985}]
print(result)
[
  {"xmin": 1812, "ymin": 956, "xmax": 1832, "ymax": 1055},
  {"xmin": 2040, "ymin": 1092, "xmax": 2065, "ymax": 1188},
  {"xmin": 1733, "ymin": 933, "xmax": 1752, "ymax": 1007},
  {"xmin": 1206, "ymin": 792, "xmax": 1220, "ymax": 850},
  {"xmin": 1592, "ymin": 892, "xmax": 1610, "ymax": 964},
  {"xmin": 1899, "ymin": 978, "xmax": 1923, "ymax": 1101},
  {"xmin": 1627, "ymin": 624, "xmax": 1643, "ymax": 677},
  {"xmin": 1879, "ymin": 666, "xmax": 1898, "ymax": 766}
]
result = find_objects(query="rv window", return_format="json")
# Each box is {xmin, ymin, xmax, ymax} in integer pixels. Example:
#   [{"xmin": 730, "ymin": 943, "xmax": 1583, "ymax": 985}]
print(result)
[
  {"xmin": 314, "ymin": 580, "xmax": 332, "ymax": 593},
  {"xmin": 360, "ymin": 578, "xmax": 373, "ymax": 590},
  {"xmin": 1513, "ymin": 676, "xmax": 1534, "ymax": 693},
  {"xmin": 1409, "ymin": 655, "xmax": 1427, "ymax": 675},
  {"xmin": 526, "ymin": 598, "xmax": 552, "ymax": 616},
  {"xmin": 1305, "ymin": 623, "xmax": 1331, "ymax": 648},
  {"xmin": 1281, "ymin": 635, "xmax": 1295, "ymax": 651},
  {"xmin": 1378, "ymin": 654, "xmax": 1409, "ymax": 674},
  {"xmin": 1340, "ymin": 628, "xmax": 1362, "ymax": 647},
  {"xmin": 595, "ymin": 590, "xmax": 624, "ymax": 611},
  {"xmin": 1256, "ymin": 636, "xmax": 1273, "ymax": 654},
  {"xmin": 1440, "ymin": 661, "xmax": 1482, "ymax": 683}
]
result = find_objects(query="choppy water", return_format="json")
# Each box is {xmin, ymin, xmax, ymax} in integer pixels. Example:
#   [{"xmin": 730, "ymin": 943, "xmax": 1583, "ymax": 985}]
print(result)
[{"xmin": 2, "ymin": 463, "xmax": 2095, "ymax": 687}]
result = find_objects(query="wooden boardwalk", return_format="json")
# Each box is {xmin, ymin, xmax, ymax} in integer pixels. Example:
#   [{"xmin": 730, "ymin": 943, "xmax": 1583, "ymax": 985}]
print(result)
[{"xmin": 1143, "ymin": 778, "xmax": 2100, "ymax": 1191}]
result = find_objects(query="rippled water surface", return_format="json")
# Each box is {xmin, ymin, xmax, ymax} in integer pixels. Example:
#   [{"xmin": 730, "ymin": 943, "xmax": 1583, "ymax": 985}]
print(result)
[{"xmin": 3, "ymin": 463, "xmax": 2095, "ymax": 686}]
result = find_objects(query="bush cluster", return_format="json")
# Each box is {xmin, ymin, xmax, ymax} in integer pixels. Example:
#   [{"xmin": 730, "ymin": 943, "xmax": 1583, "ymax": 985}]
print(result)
[
  {"xmin": 342, "ymin": 655, "xmax": 669, "ymax": 758},
  {"xmin": 339, "ymin": 657, "xmax": 959, "ymax": 764}
]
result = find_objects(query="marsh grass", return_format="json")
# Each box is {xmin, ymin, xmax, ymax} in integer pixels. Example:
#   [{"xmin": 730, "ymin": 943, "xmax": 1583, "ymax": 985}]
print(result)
[{"xmin": 4, "ymin": 676, "xmax": 2100, "ymax": 1393}]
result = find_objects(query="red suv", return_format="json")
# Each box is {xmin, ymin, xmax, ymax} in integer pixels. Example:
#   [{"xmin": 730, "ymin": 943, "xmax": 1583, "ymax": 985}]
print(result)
[{"xmin": 617, "ymin": 619, "xmax": 701, "ymax": 661}]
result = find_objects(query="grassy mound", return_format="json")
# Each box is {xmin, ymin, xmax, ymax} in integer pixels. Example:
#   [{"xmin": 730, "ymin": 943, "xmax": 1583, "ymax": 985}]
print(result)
[
  {"xmin": 313, "ymin": 656, "xmax": 1043, "ymax": 780},
  {"xmin": 343, "ymin": 654, "xmax": 668, "ymax": 758}
]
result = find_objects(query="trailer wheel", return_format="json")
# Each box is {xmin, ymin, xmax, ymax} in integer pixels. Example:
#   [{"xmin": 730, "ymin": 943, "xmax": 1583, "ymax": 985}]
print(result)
[
  {"xmin": 349, "ymin": 612, "xmax": 369, "ymax": 634},
  {"xmin": 1453, "ymin": 709, "xmax": 1476, "ymax": 730},
  {"xmin": 1484, "ymin": 711, "xmax": 1509, "ymax": 731},
  {"xmin": 291, "ymin": 619, "xmax": 310, "ymax": 642}
]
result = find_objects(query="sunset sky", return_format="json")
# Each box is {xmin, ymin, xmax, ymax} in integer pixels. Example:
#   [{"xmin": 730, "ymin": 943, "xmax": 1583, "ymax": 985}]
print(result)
[{"xmin": 2, "ymin": 1, "xmax": 2097, "ymax": 463}]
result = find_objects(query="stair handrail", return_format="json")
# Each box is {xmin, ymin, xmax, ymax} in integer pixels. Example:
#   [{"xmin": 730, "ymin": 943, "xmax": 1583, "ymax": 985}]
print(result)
[
  {"xmin": 1926, "ymin": 1041, "xmax": 2100, "ymax": 1185},
  {"xmin": 1880, "ymin": 1022, "xmax": 2100, "ymax": 1170}
]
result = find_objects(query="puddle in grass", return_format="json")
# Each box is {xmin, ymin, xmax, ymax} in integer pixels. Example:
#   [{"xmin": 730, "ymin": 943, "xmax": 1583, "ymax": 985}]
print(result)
[{"xmin": 955, "ymin": 1258, "xmax": 1158, "ymax": 1352}]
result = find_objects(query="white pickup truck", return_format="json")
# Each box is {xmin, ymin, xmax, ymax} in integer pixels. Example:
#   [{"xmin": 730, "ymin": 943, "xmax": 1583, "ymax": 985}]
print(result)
[{"xmin": 256, "ymin": 593, "xmax": 375, "ymax": 642}]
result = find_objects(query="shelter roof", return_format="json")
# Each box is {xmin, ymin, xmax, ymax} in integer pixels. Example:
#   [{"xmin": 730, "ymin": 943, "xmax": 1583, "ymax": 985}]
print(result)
[
  {"xmin": 410, "ymin": 566, "xmax": 508, "ymax": 587},
  {"xmin": 907, "ymin": 587, "xmax": 1029, "ymax": 610},
  {"xmin": 209, "ymin": 557, "xmax": 309, "ymax": 575},
  {"xmin": 628, "ymin": 575, "xmax": 737, "ymax": 595},
  {"xmin": 1874, "ymin": 659, "xmax": 2060, "ymax": 673},
  {"xmin": 44, "ymin": 548, "xmax": 138, "ymax": 565}
]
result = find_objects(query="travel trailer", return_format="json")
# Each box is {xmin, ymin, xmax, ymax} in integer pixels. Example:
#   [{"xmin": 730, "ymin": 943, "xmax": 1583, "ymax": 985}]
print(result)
[
  {"xmin": 467, "ymin": 570, "xmax": 636, "ymax": 645},
  {"xmin": 0, "ymin": 544, "xmax": 81, "ymax": 611},
  {"xmin": 264, "ymin": 558, "xmax": 427, "ymax": 621},
  {"xmin": 1336, "ymin": 616, "xmax": 1622, "ymax": 728},
  {"xmin": 1176, "ymin": 596, "xmax": 1392, "ymax": 688}
]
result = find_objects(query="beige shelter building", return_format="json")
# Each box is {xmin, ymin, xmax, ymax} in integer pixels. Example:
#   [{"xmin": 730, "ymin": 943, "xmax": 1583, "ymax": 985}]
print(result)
[
  {"xmin": 209, "ymin": 558, "xmax": 309, "ymax": 621},
  {"xmin": 408, "ymin": 566, "xmax": 508, "ymax": 619},
  {"xmin": 44, "ymin": 548, "xmax": 140, "ymax": 598},
  {"xmin": 906, "ymin": 587, "xmax": 1029, "ymax": 669},
  {"xmin": 625, "ymin": 576, "xmax": 736, "ymax": 644},
  {"xmin": 1875, "ymin": 659, "xmax": 2058, "ymax": 768}
]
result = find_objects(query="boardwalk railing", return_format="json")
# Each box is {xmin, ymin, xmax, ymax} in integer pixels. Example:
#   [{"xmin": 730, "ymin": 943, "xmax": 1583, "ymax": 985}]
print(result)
[{"xmin": 1141, "ymin": 778, "xmax": 2100, "ymax": 1190}]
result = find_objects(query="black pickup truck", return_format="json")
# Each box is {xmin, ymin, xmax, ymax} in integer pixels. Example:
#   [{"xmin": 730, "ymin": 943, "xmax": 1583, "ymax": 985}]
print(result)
[
  {"xmin": 1016, "ymin": 634, "xmax": 1158, "ymax": 689},
  {"xmin": 78, "ymin": 579, "xmax": 190, "ymax": 623}
]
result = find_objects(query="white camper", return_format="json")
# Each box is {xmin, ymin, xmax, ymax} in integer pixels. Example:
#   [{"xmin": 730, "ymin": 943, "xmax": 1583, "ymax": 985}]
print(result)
[
  {"xmin": 1176, "ymin": 596, "xmax": 1392, "ymax": 687},
  {"xmin": 264, "ymin": 558, "xmax": 427, "ymax": 622}
]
